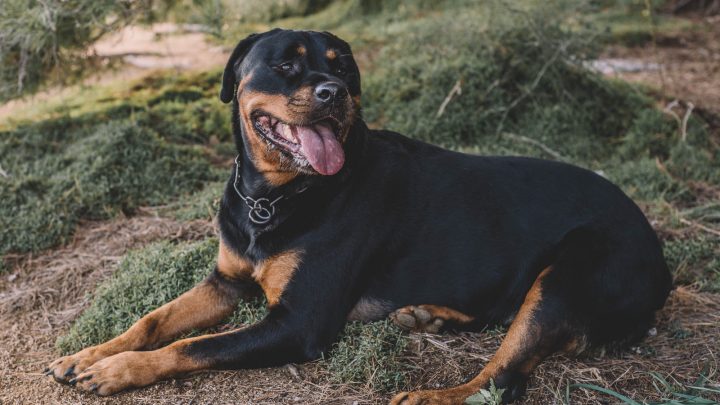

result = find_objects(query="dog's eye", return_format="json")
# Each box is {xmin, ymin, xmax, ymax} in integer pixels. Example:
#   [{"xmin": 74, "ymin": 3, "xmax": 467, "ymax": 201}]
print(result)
[
  {"xmin": 335, "ymin": 66, "xmax": 346, "ymax": 76},
  {"xmin": 275, "ymin": 62, "xmax": 296, "ymax": 74}
]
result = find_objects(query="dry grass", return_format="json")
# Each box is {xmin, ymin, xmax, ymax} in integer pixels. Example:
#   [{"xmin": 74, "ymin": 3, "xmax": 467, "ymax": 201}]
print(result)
[
  {"xmin": 1, "ymin": 212, "xmax": 718, "ymax": 404},
  {"xmin": 0, "ymin": 214, "xmax": 214, "ymax": 318},
  {"xmin": 399, "ymin": 286, "xmax": 720, "ymax": 404}
]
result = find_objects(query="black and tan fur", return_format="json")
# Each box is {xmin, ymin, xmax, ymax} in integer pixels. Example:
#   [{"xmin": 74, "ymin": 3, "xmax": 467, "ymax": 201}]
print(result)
[{"xmin": 46, "ymin": 29, "xmax": 672, "ymax": 404}]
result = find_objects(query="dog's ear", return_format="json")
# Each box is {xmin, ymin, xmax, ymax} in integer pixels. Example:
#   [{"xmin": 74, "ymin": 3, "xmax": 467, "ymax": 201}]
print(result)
[{"xmin": 219, "ymin": 29, "xmax": 280, "ymax": 104}]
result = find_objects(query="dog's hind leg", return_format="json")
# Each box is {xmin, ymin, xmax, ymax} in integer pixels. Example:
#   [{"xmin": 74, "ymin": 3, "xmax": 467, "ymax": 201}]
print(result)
[
  {"xmin": 391, "ymin": 267, "xmax": 581, "ymax": 405},
  {"xmin": 390, "ymin": 305, "xmax": 475, "ymax": 333}
]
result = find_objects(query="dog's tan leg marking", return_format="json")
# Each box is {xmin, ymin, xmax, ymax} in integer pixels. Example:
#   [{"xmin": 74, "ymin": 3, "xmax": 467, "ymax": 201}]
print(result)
[
  {"xmin": 390, "ymin": 304, "xmax": 474, "ymax": 333},
  {"xmin": 390, "ymin": 268, "xmax": 556, "ymax": 405},
  {"xmin": 70, "ymin": 248, "xmax": 304, "ymax": 395},
  {"xmin": 46, "ymin": 240, "xmax": 252, "ymax": 383},
  {"xmin": 71, "ymin": 330, "xmax": 235, "ymax": 396},
  {"xmin": 252, "ymin": 250, "xmax": 302, "ymax": 307}
]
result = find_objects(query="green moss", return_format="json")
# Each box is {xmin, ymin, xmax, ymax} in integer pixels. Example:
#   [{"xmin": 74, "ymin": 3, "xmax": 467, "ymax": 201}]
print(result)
[
  {"xmin": 664, "ymin": 236, "xmax": 720, "ymax": 292},
  {"xmin": 0, "ymin": 121, "xmax": 217, "ymax": 257},
  {"xmin": 162, "ymin": 180, "xmax": 227, "ymax": 222},
  {"xmin": 346, "ymin": 1, "xmax": 657, "ymax": 162},
  {"xmin": 0, "ymin": 70, "xmax": 234, "ymax": 262},
  {"xmin": 326, "ymin": 320, "xmax": 409, "ymax": 392},
  {"xmin": 57, "ymin": 239, "xmax": 219, "ymax": 354}
]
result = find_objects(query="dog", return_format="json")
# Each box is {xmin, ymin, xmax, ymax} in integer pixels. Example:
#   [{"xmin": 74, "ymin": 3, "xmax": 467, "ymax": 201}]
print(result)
[{"xmin": 46, "ymin": 29, "xmax": 672, "ymax": 404}]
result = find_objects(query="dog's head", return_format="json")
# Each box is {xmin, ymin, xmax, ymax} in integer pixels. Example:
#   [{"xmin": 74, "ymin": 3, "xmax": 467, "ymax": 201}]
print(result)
[{"xmin": 220, "ymin": 29, "xmax": 361, "ymax": 183}]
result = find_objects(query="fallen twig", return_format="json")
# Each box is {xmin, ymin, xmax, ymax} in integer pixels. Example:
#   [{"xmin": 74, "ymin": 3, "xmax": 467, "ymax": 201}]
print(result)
[
  {"xmin": 495, "ymin": 41, "xmax": 566, "ymax": 136},
  {"xmin": 501, "ymin": 132, "xmax": 566, "ymax": 161},
  {"xmin": 436, "ymin": 79, "xmax": 462, "ymax": 118},
  {"xmin": 680, "ymin": 101, "xmax": 694, "ymax": 142},
  {"xmin": 678, "ymin": 217, "xmax": 720, "ymax": 237},
  {"xmin": 663, "ymin": 100, "xmax": 695, "ymax": 141}
]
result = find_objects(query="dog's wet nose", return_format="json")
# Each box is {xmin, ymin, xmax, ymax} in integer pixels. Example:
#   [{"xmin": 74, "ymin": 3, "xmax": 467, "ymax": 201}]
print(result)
[{"xmin": 314, "ymin": 82, "xmax": 342, "ymax": 103}]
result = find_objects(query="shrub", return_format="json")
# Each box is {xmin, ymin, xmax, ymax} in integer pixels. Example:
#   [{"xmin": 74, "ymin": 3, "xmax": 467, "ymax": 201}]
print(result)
[{"xmin": 0, "ymin": 120, "xmax": 216, "ymax": 257}]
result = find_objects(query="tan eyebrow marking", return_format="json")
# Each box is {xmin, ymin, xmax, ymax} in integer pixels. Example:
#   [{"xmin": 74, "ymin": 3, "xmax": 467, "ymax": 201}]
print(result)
[
  {"xmin": 325, "ymin": 49, "xmax": 337, "ymax": 60},
  {"xmin": 297, "ymin": 45, "xmax": 306, "ymax": 56}
]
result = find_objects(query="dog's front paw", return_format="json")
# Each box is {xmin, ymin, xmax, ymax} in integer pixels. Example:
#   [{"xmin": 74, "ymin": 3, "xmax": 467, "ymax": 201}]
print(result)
[
  {"xmin": 390, "ymin": 390, "xmax": 441, "ymax": 405},
  {"xmin": 390, "ymin": 388, "xmax": 475, "ymax": 405},
  {"xmin": 44, "ymin": 346, "xmax": 105, "ymax": 384},
  {"xmin": 72, "ymin": 351, "xmax": 158, "ymax": 396}
]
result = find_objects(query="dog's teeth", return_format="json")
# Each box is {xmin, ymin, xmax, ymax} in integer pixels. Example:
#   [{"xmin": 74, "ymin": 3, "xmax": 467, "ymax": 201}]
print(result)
[{"xmin": 282, "ymin": 125, "xmax": 296, "ymax": 143}]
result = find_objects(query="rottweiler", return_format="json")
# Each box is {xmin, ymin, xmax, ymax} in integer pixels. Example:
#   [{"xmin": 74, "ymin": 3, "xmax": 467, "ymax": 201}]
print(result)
[{"xmin": 46, "ymin": 29, "xmax": 672, "ymax": 404}]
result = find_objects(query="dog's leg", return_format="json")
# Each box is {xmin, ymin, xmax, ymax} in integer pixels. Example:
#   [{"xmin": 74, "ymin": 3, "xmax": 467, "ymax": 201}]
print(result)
[
  {"xmin": 63, "ymin": 240, "xmax": 368, "ymax": 396},
  {"xmin": 390, "ymin": 305, "xmax": 475, "ymax": 333},
  {"xmin": 46, "ymin": 240, "xmax": 256, "ymax": 383},
  {"xmin": 69, "ymin": 303, "xmax": 331, "ymax": 395},
  {"xmin": 391, "ymin": 267, "xmax": 578, "ymax": 405}
]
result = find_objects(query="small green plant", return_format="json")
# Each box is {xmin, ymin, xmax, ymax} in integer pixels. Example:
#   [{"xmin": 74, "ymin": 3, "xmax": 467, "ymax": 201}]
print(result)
[
  {"xmin": 465, "ymin": 380, "xmax": 506, "ymax": 405},
  {"xmin": 326, "ymin": 320, "xmax": 409, "ymax": 392},
  {"xmin": 570, "ymin": 371, "xmax": 720, "ymax": 405}
]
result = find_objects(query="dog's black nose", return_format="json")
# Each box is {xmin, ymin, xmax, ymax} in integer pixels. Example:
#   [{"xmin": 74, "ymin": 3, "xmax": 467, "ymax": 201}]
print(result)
[{"xmin": 314, "ymin": 82, "xmax": 342, "ymax": 103}]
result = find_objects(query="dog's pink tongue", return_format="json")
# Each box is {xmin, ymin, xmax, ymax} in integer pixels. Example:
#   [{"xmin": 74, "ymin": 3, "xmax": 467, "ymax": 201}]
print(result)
[{"xmin": 294, "ymin": 124, "xmax": 344, "ymax": 175}]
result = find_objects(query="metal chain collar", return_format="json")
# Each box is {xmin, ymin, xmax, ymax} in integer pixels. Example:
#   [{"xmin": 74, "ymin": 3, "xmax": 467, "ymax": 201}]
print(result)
[{"xmin": 233, "ymin": 155, "xmax": 284, "ymax": 225}]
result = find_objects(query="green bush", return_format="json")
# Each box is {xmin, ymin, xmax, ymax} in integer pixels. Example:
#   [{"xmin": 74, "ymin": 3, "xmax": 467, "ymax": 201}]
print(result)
[
  {"xmin": 0, "ymin": 120, "xmax": 216, "ymax": 257},
  {"xmin": 360, "ymin": 2, "xmax": 650, "ymax": 160}
]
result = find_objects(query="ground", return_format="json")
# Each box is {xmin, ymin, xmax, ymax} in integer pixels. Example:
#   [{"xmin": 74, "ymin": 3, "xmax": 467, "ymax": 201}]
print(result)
[{"xmin": 2, "ymin": 3, "xmax": 720, "ymax": 405}]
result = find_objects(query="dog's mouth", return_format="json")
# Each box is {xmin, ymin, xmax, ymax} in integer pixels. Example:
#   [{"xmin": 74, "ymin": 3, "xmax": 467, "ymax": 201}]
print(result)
[{"xmin": 252, "ymin": 112, "xmax": 345, "ymax": 175}]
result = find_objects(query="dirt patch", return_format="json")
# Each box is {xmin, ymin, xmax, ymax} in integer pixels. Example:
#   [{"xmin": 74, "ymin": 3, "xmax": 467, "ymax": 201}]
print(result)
[
  {"xmin": 91, "ymin": 23, "xmax": 228, "ymax": 71},
  {"xmin": 600, "ymin": 15, "xmax": 720, "ymax": 121},
  {"xmin": 0, "ymin": 23, "xmax": 229, "ymax": 122}
]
